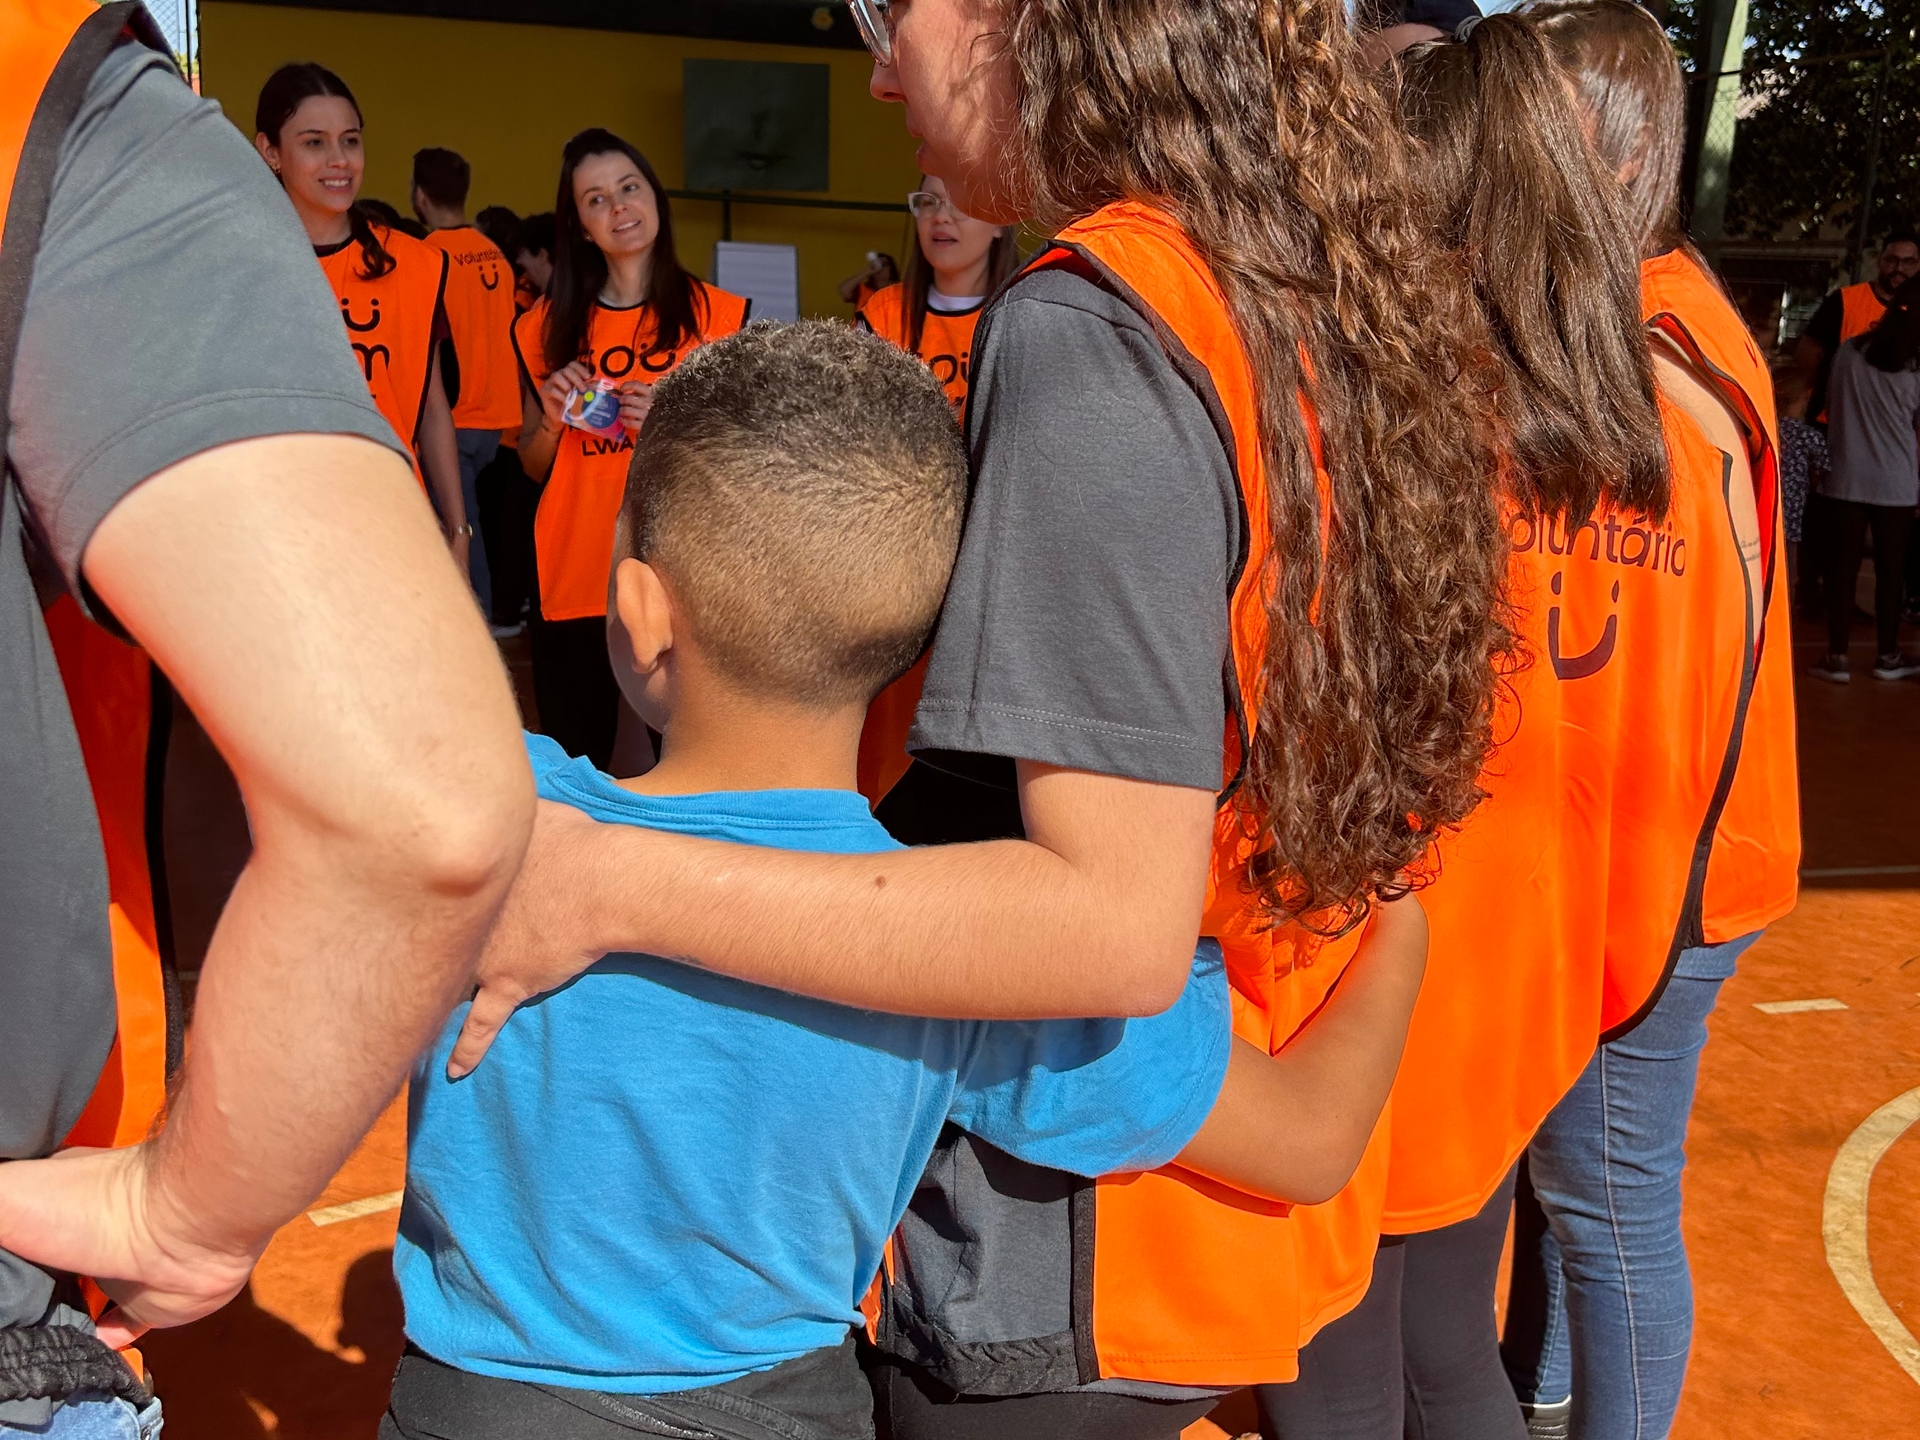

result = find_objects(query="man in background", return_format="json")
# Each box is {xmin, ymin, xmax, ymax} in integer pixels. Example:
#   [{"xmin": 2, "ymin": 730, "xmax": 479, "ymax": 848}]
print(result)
[{"xmin": 414, "ymin": 147, "xmax": 524, "ymax": 630}]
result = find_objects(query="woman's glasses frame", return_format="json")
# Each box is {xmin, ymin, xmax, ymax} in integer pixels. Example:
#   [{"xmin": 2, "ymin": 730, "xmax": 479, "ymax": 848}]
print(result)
[
  {"xmin": 906, "ymin": 190, "xmax": 956, "ymax": 219},
  {"xmin": 847, "ymin": 0, "xmax": 895, "ymax": 65}
]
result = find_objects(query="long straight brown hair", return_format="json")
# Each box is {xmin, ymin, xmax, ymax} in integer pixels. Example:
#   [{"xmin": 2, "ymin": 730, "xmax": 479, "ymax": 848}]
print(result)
[
  {"xmin": 543, "ymin": 129, "xmax": 702, "ymax": 373},
  {"xmin": 1396, "ymin": 15, "xmax": 1669, "ymax": 525},
  {"xmin": 1007, "ymin": 0, "xmax": 1513, "ymax": 928},
  {"xmin": 1525, "ymin": 0, "xmax": 1688, "ymax": 259}
]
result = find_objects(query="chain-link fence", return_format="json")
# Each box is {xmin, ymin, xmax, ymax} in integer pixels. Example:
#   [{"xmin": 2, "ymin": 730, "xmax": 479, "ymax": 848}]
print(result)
[{"xmin": 145, "ymin": 0, "xmax": 200, "ymax": 87}]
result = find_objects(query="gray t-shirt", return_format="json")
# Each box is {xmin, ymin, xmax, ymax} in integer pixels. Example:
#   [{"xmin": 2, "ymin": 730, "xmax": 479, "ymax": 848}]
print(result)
[
  {"xmin": 1824, "ymin": 338, "xmax": 1920, "ymax": 507},
  {"xmin": 883, "ymin": 264, "xmax": 1239, "ymax": 1403},
  {"xmin": 908, "ymin": 265, "xmax": 1238, "ymax": 792},
  {"xmin": 2, "ymin": 37, "xmax": 398, "ymax": 1353}
]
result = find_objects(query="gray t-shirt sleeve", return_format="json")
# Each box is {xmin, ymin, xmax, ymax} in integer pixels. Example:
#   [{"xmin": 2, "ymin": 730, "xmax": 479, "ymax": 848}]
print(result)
[
  {"xmin": 7, "ymin": 43, "xmax": 404, "ymax": 590},
  {"xmin": 908, "ymin": 269, "xmax": 1237, "ymax": 790}
]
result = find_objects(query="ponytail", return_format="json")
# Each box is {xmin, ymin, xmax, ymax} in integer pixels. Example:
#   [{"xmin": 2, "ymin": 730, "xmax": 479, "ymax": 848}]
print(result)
[{"xmin": 1397, "ymin": 15, "xmax": 1668, "ymax": 524}]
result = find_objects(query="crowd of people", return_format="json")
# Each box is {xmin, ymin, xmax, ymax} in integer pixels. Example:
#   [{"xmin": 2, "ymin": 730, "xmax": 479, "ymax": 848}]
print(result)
[{"xmin": 0, "ymin": 2, "xmax": 1816, "ymax": 1440}]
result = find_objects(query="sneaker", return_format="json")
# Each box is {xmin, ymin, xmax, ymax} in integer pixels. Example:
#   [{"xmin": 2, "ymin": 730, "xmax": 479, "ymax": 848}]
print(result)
[
  {"xmin": 489, "ymin": 620, "xmax": 527, "ymax": 640},
  {"xmin": 1872, "ymin": 652, "xmax": 1920, "ymax": 680},
  {"xmin": 1809, "ymin": 654, "xmax": 1851, "ymax": 683},
  {"xmin": 1520, "ymin": 1398, "xmax": 1572, "ymax": 1440}
]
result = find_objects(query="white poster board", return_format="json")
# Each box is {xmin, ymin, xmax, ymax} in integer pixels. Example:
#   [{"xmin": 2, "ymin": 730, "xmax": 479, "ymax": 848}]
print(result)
[{"xmin": 713, "ymin": 242, "xmax": 800, "ymax": 324}]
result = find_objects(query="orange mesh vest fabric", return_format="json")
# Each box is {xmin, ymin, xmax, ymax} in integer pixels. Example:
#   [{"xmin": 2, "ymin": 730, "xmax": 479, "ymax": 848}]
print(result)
[
  {"xmin": 1381, "ymin": 332, "xmax": 1763, "ymax": 1231},
  {"xmin": 1817, "ymin": 284, "xmax": 1886, "ymax": 423},
  {"xmin": 1641, "ymin": 249, "xmax": 1800, "ymax": 944},
  {"xmin": 980, "ymin": 201, "xmax": 1376, "ymax": 1385},
  {"xmin": 45, "ymin": 600, "xmax": 170, "ymax": 1150},
  {"xmin": 1840, "ymin": 282, "xmax": 1887, "ymax": 344},
  {"xmin": 426, "ymin": 224, "xmax": 523, "ymax": 431},
  {"xmin": 317, "ymin": 226, "xmax": 448, "ymax": 474},
  {"xmin": 853, "ymin": 282, "xmax": 985, "ymax": 806},
  {"xmin": 4, "ymin": 0, "xmax": 170, "ymax": 1154},
  {"xmin": 513, "ymin": 284, "xmax": 749, "ymax": 622}
]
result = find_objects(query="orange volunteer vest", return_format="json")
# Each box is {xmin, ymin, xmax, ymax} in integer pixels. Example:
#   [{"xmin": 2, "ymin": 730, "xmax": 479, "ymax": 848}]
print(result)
[
  {"xmin": 876, "ymin": 201, "xmax": 1377, "ymax": 1385},
  {"xmin": 1839, "ymin": 281, "xmax": 1887, "ymax": 345},
  {"xmin": 1380, "ymin": 359, "xmax": 1762, "ymax": 1232},
  {"xmin": 426, "ymin": 224, "xmax": 524, "ymax": 432},
  {"xmin": 4, "ymin": 0, "xmax": 176, "ymax": 1163},
  {"xmin": 1642, "ymin": 249, "xmax": 1799, "ymax": 948},
  {"xmin": 318, "ymin": 224, "xmax": 448, "ymax": 473},
  {"xmin": 1817, "ymin": 282, "xmax": 1887, "ymax": 423},
  {"xmin": 512, "ymin": 283, "xmax": 749, "ymax": 622},
  {"xmin": 853, "ymin": 283, "xmax": 986, "ymax": 805}
]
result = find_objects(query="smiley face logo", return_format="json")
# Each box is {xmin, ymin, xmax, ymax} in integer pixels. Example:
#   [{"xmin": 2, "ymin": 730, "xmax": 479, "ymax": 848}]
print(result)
[
  {"xmin": 480, "ymin": 262, "xmax": 502, "ymax": 292},
  {"xmin": 341, "ymin": 297, "xmax": 381, "ymax": 333},
  {"xmin": 1548, "ymin": 573, "xmax": 1620, "ymax": 680}
]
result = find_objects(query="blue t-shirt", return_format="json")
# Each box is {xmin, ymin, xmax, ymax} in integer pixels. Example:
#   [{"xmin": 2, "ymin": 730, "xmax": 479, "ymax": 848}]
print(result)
[{"xmin": 395, "ymin": 734, "xmax": 1231, "ymax": 1394}]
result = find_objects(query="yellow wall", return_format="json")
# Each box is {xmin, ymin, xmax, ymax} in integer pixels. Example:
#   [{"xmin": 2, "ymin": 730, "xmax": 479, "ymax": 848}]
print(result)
[{"xmin": 199, "ymin": 2, "xmax": 921, "ymax": 317}]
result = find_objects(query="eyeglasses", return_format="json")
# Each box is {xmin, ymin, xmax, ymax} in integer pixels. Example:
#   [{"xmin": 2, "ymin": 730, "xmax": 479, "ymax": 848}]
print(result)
[
  {"xmin": 847, "ymin": 0, "xmax": 895, "ymax": 65},
  {"xmin": 906, "ymin": 190, "xmax": 955, "ymax": 219}
]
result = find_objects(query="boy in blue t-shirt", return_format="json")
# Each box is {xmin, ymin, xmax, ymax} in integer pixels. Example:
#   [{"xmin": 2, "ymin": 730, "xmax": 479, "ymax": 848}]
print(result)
[{"xmin": 383, "ymin": 323, "xmax": 1428, "ymax": 1440}]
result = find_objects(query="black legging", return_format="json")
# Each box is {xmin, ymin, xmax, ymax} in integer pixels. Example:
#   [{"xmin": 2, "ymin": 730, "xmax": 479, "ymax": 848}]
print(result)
[
  {"xmin": 866, "ymin": 1353, "xmax": 1218, "ymax": 1440},
  {"xmin": 1256, "ymin": 1168, "xmax": 1527, "ymax": 1440},
  {"xmin": 530, "ymin": 613, "xmax": 621, "ymax": 771},
  {"xmin": 1827, "ymin": 498, "xmax": 1916, "ymax": 659}
]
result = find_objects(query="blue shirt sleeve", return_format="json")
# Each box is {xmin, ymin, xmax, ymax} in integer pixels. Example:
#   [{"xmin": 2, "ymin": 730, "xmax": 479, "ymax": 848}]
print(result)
[{"xmin": 947, "ymin": 941, "xmax": 1231, "ymax": 1176}]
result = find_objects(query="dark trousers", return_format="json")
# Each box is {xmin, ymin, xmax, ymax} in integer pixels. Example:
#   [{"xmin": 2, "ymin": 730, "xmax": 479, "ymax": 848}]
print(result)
[
  {"xmin": 1826, "ymin": 499, "xmax": 1915, "ymax": 658},
  {"xmin": 530, "ymin": 614, "xmax": 621, "ymax": 771},
  {"xmin": 478, "ymin": 443, "xmax": 538, "ymax": 625},
  {"xmin": 380, "ymin": 1336, "xmax": 875, "ymax": 1440},
  {"xmin": 1256, "ymin": 1168, "xmax": 1527, "ymax": 1440},
  {"xmin": 865, "ymin": 1354, "xmax": 1217, "ymax": 1440}
]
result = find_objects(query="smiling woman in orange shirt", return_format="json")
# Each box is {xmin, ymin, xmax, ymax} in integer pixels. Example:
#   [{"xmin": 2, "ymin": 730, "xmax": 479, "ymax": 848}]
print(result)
[
  {"xmin": 253, "ymin": 64, "xmax": 469, "ymax": 574},
  {"xmin": 512, "ymin": 129, "xmax": 747, "ymax": 770}
]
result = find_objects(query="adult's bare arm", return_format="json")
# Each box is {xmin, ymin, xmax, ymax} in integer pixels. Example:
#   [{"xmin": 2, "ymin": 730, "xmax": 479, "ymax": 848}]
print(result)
[
  {"xmin": 449, "ymin": 761, "xmax": 1214, "ymax": 1076},
  {"xmin": 1173, "ymin": 896, "xmax": 1428, "ymax": 1206},
  {"xmin": 0, "ymin": 434, "xmax": 533, "ymax": 1338}
]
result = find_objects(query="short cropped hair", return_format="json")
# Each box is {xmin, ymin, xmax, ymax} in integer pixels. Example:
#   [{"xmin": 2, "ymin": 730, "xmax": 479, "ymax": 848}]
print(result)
[
  {"xmin": 618, "ymin": 321, "xmax": 967, "ymax": 707},
  {"xmin": 412, "ymin": 147, "xmax": 471, "ymax": 208}
]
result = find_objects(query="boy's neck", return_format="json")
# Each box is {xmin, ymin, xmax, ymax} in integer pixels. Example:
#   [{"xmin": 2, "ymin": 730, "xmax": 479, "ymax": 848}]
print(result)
[{"xmin": 617, "ymin": 680, "xmax": 866, "ymax": 798}]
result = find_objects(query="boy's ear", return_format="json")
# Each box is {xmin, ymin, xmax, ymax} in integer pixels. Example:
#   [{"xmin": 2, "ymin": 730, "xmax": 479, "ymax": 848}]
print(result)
[{"xmin": 612, "ymin": 557, "xmax": 674, "ymax": 674}]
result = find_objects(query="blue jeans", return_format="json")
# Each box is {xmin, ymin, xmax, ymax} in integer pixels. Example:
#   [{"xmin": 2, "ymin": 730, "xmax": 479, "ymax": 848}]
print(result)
[
  {"xmin": 0, "ymin": 1395, "xmax": 161, "ymax": 1438},
  {"xmin": 1503, "ymin": 932, "xmax": 1759, "ymax": 1440},
  {"xmin": 456, "ymin": 429, "xmax": 499, "ymax": 616}
]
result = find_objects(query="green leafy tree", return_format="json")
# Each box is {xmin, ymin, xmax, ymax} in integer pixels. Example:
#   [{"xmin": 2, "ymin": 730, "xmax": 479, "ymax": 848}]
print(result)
[{"xmin": 1724, "ymin": 2, "xmax": 1920, "ymax": 244}]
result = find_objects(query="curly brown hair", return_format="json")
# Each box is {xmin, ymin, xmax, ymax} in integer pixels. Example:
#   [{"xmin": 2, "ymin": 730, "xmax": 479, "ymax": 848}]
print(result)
[{"xmin": 1005, "ymin": 0, "xmax": 1514, "ymax": 930}]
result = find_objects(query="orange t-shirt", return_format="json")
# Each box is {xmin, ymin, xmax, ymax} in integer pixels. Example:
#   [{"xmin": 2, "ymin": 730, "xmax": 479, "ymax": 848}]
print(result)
[
  {"xmin": 512, "ymin": 284, "xmax": 750, "ymax": 621},
  {"xmin": 425, "ymin": 224, "xmax": 523, "ymax": 432}
]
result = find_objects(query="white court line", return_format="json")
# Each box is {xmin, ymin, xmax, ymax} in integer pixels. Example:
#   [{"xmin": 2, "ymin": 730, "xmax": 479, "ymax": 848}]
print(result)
[
  {"xmin": 308, "ymin": 1190, "xmax": 404, "ymax": 1227},
  {"xmin": 1754, "ymin": 998, "xmax": 1849, "ymax": 1014},
  {"xmin": 1801, "ymin": 865, "xmax": 1920, "ymax": 879},
  {"xmin": 1824, "ymin": 1086, "xmax": 1920, "ymax": 1386}
]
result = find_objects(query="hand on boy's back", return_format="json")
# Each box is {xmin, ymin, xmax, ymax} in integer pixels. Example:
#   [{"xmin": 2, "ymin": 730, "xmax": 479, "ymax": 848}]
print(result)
[{"xmin": 448, "ymin": 799, "xmax": 615, "ymax": 1078}]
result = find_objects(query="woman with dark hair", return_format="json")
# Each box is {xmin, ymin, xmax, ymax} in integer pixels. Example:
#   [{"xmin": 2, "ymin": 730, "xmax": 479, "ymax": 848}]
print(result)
[
  {"xmin": 461, "ymin": 2, "xmax": 1509, "ymax": 1435},
  {"xmin": 1261, "ymin": 14, "xmax": 1763, "ymax": 1437},
  {"xmin": 854, "ymin": 171, "xmax": 1020, "ymax": 807},
  {"xmin": 510, "ymin": 129, "xmax": 748, "ymax": 769},
  {"xmin": 1812, "ymin": 274, "xmax": 1920, "ymax": 680},
  {"xmin": 253, "ymin": 63, "xmax": 469, "ymax": 573},
  {"xmin": 1502, "ymin": 5, "xmax": 1799, "ymax": 1437}
]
